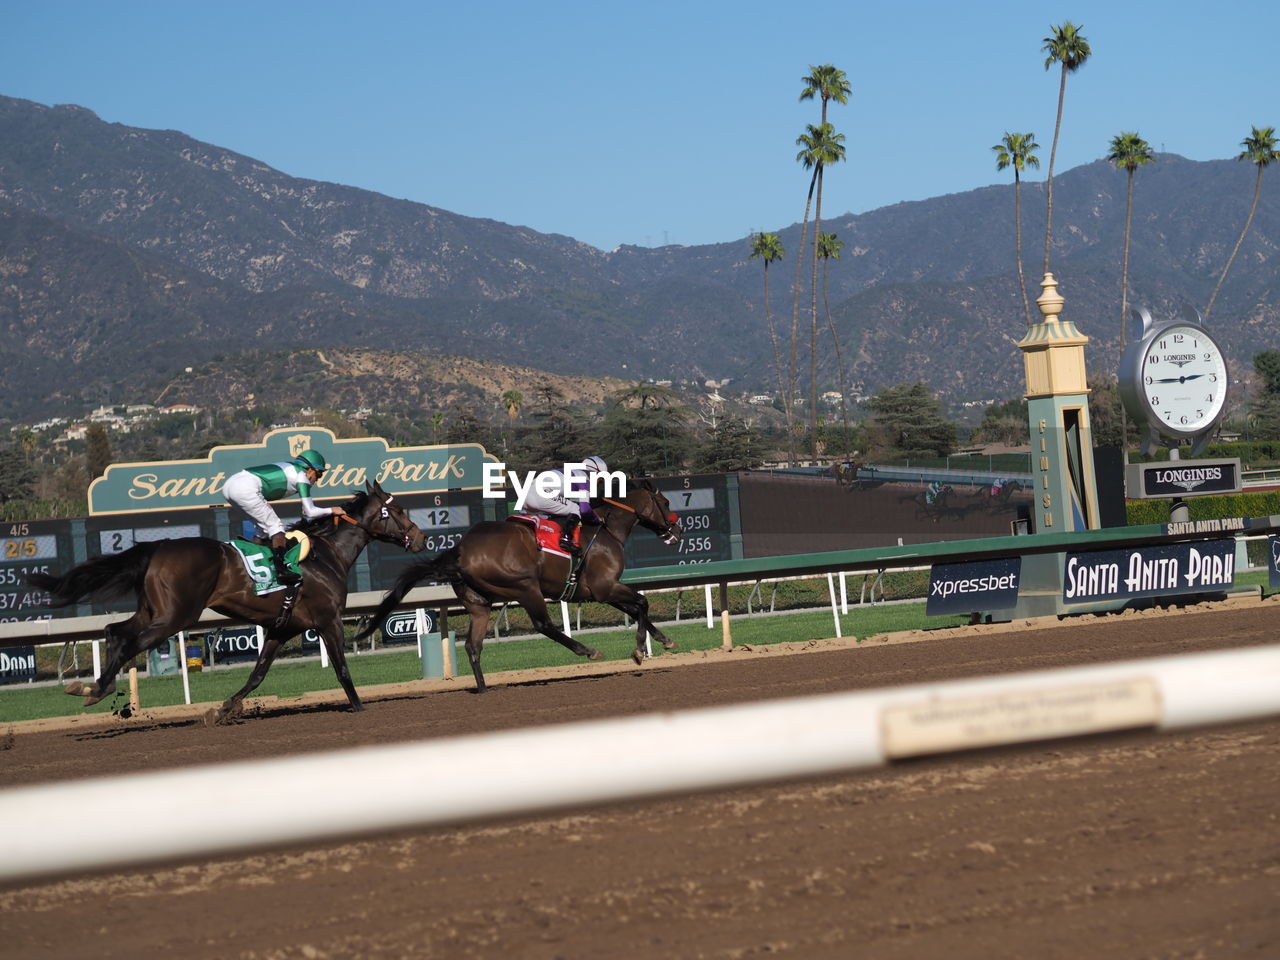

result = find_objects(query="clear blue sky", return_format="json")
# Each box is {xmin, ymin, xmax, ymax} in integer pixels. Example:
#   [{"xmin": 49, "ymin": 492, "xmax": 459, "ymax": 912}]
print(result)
[{"xmin": 4, "ymin": 0, "xmax": 1276, "ymax": 251}]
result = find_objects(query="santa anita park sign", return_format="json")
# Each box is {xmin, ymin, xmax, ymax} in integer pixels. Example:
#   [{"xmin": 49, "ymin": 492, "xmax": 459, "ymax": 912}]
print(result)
[{"xmin": 88, "ymin": 427, "xmax": 499, "ymax": 515}]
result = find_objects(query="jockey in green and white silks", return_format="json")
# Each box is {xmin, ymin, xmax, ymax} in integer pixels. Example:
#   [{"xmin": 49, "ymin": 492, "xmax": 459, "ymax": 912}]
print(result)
[{"xmin": 222, "ymin": 449, "xmax": 347, "ymax": 584}]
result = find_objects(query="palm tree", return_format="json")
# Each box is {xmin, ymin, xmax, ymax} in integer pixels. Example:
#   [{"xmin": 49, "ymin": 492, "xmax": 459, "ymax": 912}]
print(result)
[
  {"xmin": 501, "ymin": 390, "xmax": 523, "ymax": 422},
  {"xmin": 1205, "ymin": 125, "xmax": 1280, "ymax": 319},
  {"xmin": 795, "ymin": 122, "xmax": 847, "ymax": 457},
  {"xmin": 748, "ymin": 232, "xmax": 788, "ymax": 434},
  {"xmin": 1041, "ymin": 21, "xmax": 1092, "ymax": 275},
  {"xmin": 1106, "ymin": 131, "xmax": 1155, "ymax": 453},
  {"xmin": 817, "ymin": 232, "xmax": 852, "ymax": 453},
  {"xmin": 1105, "ymin": 132, "xmax": 1155, "ymax": 347},
  {"xmin": 992, "ymin": 132, "xmax": 1041, "ymax": 325},
  {"xmin": 799, "ymin": 64, "xmax": 851, "ymax": 126},
  {"xmin": 798, "ymin": 66, "xmax": 850, "ymax": 460}
]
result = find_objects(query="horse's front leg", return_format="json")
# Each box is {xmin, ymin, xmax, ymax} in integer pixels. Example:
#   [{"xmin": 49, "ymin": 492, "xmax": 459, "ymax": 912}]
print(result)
[
  {"xmin": 320, "ymin": 620, "xmax": 364, "ymax": 712},
  {"xmin": 600, "ymin": 583, "xmax": 676, "ymax": 665},
  {"xmin": 521, "ymin": 593, "xmax": 603, "ymax": 663},
  {"xmin": 209, "ymin": 630, "xmax": 293, "ymax": 725}
]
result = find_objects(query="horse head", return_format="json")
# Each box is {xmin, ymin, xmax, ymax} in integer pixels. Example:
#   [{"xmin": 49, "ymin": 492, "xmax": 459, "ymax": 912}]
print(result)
[
  {"xmin": 630, "ymin": 478, "xmax": 682, "ymax": 546},
  {"xmin": 359, "ymin": 480, "xmax": 426, "ymax": 552}
]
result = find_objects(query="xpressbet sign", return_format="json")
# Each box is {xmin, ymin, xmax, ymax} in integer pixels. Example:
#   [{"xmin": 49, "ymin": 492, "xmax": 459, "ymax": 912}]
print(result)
[{"xmin": 88, "ymin": 427, "xmax": 500, "ymax": 515}]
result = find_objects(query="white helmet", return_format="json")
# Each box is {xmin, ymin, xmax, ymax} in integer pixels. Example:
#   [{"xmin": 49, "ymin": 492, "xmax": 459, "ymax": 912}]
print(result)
[{"xmin": 582, "ymin": 455, "xmax": 608, "ymax": 473}]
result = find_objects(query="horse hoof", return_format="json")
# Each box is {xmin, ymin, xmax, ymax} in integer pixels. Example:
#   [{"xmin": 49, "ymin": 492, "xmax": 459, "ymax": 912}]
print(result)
[
  {"xmin": 64, "ymin": 681, "xmax": 86, "ymax": 697},
  {"xmin": 588, "ymin": 649, "xmax": 605, "ymax": 661},
  {"xmin": 631, "ymin": 649, "xmax": 645, "ymax": 666},
  {"xmin": 661, "ymin": 639, "xmax": 677, "ymax": 651}
]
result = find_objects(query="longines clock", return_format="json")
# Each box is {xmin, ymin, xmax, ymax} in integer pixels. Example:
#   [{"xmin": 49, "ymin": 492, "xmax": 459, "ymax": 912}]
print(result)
[{"xmin": 1119, "ymin": 306, "xmax": 1229, "ymax": 456}]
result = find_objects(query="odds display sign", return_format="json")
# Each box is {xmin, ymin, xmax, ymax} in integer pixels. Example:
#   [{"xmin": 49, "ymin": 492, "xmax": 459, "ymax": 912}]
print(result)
[
  {"xmin": 0, "ymin": 519, "xmax": 72, "ymax": 622},
  {"xmin": 1063, "ymin": 539, "xmax": 1235, "ymax": 604},
  {"xmin": 926, "ymin": 558, "xmax": 1021, "ymax": 615},
  {"xmin": 623, "ymin": 474, "xmax": 735, "ymax": 567}
]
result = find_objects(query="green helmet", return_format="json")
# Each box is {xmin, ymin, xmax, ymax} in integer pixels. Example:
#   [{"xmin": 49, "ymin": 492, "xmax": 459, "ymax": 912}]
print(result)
[{"xmin": 294, "ymin": 449, "xmax": 327, "ymax": 472}]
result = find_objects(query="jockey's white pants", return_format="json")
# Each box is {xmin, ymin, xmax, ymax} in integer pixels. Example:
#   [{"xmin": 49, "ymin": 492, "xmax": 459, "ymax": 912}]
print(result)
[{"xmin": 223, "ymin": 470, "xmax": 285, "ymax": 538}]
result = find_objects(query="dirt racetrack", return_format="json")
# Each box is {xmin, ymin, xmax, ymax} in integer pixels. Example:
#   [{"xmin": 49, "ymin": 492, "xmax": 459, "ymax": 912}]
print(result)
[{"xmin": 2, "ymin": 598, "xmax": 1279, "ymax": 959}]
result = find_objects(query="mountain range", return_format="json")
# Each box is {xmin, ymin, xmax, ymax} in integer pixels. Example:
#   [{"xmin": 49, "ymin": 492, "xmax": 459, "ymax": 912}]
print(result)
[{"xmin": 0, "ymin": 93, "xmax": 1276, "ymax": 423}]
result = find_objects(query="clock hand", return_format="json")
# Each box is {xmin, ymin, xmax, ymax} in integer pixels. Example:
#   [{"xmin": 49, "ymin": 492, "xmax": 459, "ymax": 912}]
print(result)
[{"xmin": 1154, "ymin": 374, "xmax": 1204, "ymax": 384}]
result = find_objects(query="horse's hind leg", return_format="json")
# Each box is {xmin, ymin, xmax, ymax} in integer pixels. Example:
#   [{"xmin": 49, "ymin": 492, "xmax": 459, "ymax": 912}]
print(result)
[
  {"xmin": 458, "ymin": 594, "xmax": 492, "ymax": 693},
  {"xmin": 64, "ymin": 618, "xmax": 142, "ymax": 703}
]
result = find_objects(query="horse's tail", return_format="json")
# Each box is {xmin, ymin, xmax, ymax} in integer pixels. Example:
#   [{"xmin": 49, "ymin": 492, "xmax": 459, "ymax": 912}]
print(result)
[
  {"xmin": 27, "ymin": 543, "xmax": 159, "ymax": 608},
  {"xmin": 350, "ymin": 548, "xmax": 462, "ymax": 644}
]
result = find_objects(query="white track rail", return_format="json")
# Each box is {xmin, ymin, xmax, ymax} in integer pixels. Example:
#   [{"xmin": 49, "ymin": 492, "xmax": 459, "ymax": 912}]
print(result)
[{"xmin": 2, "ymin": 644, "xmax": 1278, "ymax": 885}]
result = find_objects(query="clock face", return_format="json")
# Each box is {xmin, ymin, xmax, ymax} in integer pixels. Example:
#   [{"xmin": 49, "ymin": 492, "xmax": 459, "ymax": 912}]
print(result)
[{"xmin": 1140, "ymin": 324, "xmax": 1227, "ymax": 435}]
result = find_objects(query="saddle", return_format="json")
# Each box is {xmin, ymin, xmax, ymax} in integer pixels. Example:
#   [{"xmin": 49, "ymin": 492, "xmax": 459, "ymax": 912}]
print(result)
[
  {"xmin": 506, "ymin": 514, "xmax": 574, "ymax": 558},
  {"xmin": 507, "ymin": 514, "xmax": 583, "ymax": 601},
  {"xmin": 230, "ymin": 531, "xmax": 311, "ymax": 596}
]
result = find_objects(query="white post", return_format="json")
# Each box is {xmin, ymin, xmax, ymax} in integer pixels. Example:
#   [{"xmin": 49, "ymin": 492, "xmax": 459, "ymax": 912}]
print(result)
[
  {"xmin": 560, "ymin": 601, "xmax": 572, "ymax": 638},
  {"xmin": 319, "ymin": 627, "xmax": 330, "ymax": 669},
  {"xmin": 826, "ymin": 573, "xmax": 842, "ymax": 638},
  {"xmin": 704, "ymin": 583, "xmax": 714, "ymax": 629},
  {"xmin": 839, "ymin": 572, "xmax": 849, "ymax": 614},
  {"xmin": 177, "ymin": 632, "xmax": 192, "ymax": 706},
  {"xmin": 414, "ymin": 607, "xmax": 428, "ymax": 665},
  {"xmin": 91, "ymin": 638, "xmax": 101, "ymax": 679}
]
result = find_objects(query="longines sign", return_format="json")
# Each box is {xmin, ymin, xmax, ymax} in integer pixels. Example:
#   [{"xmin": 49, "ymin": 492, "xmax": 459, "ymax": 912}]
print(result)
[
  {"xmin": 1124, "ymin": 458, "xmax": 1241, "ymax": 500},
  {"xmin": 88, "ymin": 427, "xmax": 499, "ymax": 515}
]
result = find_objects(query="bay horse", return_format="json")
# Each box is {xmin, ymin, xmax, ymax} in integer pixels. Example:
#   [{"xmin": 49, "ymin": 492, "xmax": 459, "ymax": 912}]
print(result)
[
  {"xmin": 27, "ymin": 481, "xmax": 425, "ymax": 724},
  {"xmin": 352, "ymin": 478, "xmax": 682, "ymax": 693}
]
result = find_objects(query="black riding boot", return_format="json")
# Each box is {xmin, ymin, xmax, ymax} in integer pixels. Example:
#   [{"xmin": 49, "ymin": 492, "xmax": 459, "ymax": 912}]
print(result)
[
  {"xmin": 272, "ymin": 546, "xmax": 301, "ymax": 586},
  {"xmin": 559, "ymin": 515, "xmax": 580, "ymax": 555}
]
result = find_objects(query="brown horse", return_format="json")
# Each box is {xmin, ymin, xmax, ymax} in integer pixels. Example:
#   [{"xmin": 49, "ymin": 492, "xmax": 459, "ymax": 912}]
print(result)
[
  {"xmin": 353, "ymin": 478, "xmax": 682, "ymax": 692},
  {"xmin": 28, "ymin": 481, "xmax": 425, "ymax": 724}
]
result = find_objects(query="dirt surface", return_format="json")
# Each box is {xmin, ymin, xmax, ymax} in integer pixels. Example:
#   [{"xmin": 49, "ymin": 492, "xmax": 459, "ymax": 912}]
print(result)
[{"xmin": 2, "ymin": 598, "xmax": 1279, "ymax": 959}]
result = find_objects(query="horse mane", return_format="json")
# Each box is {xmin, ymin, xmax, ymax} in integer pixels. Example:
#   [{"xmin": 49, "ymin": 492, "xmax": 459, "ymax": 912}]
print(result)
[{"xmin": 289, "ymin": 490, "xmax": 371, "ymax": 538}]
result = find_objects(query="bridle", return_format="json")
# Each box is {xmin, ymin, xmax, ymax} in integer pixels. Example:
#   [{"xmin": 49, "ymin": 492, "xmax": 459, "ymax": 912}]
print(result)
[
  {"xmin": 602, "ymin": 491, "xmax": 680, "ymax": 546},
  {"xmin": 336, "ymin": 491, "xmax": 419, "ymax": 551}
]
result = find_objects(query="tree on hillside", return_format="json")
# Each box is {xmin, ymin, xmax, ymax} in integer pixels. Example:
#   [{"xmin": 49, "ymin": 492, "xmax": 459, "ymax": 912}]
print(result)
[
  {"xmin": 992, "ymin": 131, "xmax": 1041, "ymax": 325},
  {"xmin": 1041, "ymin": 21, "xmax": 1092, "ymax": 275},
  {"xmin": 0, "ymin": 448, "xmax": 37, "ymax": 503},
  {"xmin": 1205, "ymin": 126, "xmax": 1280, "ymax": 319},
  {"xmin": 693, "ymin": 415, "xmax": 767, "ymax": 472},
  {"xmin": 595, "ymin": 389, "xmax": 691, "ymax": 475},
  {"xmin": 863, "ymin": 383, "xmax": 956, "ymax": 459},
  {"xmin": 1249, "ymin": 350, "xmax": 1280, "ymax": 440},
  {"xmin": 796, "ymin": 123, "xmax": 847, "ymax": 458},
  {"xmin": 85, "ymin": 423, "xmax": 113, "ymax": 479},
  {"xmin": 817, "ymin": 231, "xmax": 852, "ymax": 453},
  {"xmin": 1087, "ymin": 377, "xmax": 1130, "ymax": 450},
  {"xmin": 748, "ymin": 232, "xmax": 788, "ymax": 431},
  {"xmin": 972, "ymin": 397, "xmax": 1030, "ymax": 446}
]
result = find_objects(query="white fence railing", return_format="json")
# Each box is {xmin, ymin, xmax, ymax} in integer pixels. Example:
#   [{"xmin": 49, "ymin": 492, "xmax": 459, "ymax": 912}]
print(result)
[{"xmin": 2, "ymin": 643, "xmax": 1278, "ymax": 884}]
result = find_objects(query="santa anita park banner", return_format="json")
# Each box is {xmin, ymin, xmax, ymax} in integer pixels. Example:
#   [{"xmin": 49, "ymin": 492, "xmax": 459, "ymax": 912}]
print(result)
[{"xmin": 88, "ymin": 427, "xmax": 499, "ymax": 515}]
